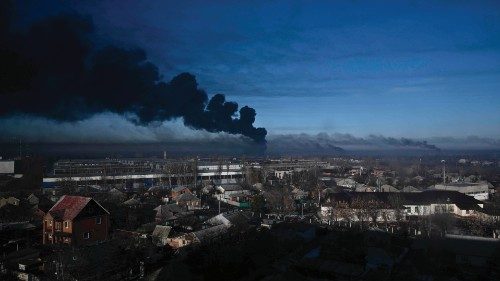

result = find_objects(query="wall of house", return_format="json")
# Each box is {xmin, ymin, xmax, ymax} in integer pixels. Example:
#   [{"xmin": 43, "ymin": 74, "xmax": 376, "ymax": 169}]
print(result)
[
  {"xmin": 404, "ymin": 205, "xmax": 432, "ymax": 216},
  {"xmin": 43, "ymin": 214, "xmax": 54, "ymax": 244},
  {"xmin": 72, "ymin": 215, "xmax": 109, "ymax": 246},
  {"xmin": 467, "ymin": 192, "xmax": 489, "ymax": 201}
]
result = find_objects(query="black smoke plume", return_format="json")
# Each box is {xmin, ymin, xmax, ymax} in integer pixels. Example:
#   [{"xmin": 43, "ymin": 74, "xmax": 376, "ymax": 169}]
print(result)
[
  {"xmin": 367, "ymin": 135, "xmax": 439, "ymax": 150},
  {"xmin": 0, "ymin": 3, "xmax": 267, "ymax": 143}
]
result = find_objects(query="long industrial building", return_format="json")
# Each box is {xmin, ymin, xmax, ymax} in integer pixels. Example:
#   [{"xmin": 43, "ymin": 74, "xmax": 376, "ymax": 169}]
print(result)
[{"xmin": 42, "ymin": 158, "xmax": 245, "ymax": 189}]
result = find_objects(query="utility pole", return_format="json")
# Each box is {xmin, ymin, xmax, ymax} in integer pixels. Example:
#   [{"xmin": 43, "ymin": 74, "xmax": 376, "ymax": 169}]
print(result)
[
  {"xmin": 194, "ymin": 157, "xmax": 198, "ymax": 187},
  {"xmin": 318, "ymin": 188, "xmax": 321, "ymax": 206},
  {"xmin": 441, "ymin": 160, "xmax": 446, "ymax": 184}
]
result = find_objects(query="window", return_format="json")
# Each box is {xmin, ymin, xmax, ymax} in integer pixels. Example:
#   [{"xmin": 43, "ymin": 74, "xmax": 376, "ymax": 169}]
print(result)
[
  {"xmin": 96, "ymin": 217, "xmax": 102, "ymax": 224},
  {"xmin": 55, "ymin": 222, "xmax": 61, "ymax": 230},
  {"xmin": 83, "ymin": 232, "xmax": 90, "ymax": 239},
  {"xmin": 64, "ymin": 221, "xmax": 69, "ymax": 228}
]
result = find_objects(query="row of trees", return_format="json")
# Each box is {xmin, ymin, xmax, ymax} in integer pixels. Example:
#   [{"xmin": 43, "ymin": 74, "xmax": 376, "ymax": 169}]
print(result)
[{"xmin": 325, "ymin": 194, "xmax": 406, "ymax": 230}]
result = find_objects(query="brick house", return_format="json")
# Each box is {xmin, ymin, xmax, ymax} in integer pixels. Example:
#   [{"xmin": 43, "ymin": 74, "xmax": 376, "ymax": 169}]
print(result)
[{"xmin": 43, "ymin": 195, "xmax": 110, "ymax": 246}]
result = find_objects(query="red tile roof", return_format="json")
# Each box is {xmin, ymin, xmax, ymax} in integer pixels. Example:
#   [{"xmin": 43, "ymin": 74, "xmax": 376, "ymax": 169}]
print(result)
[{"xmin": 48, "ymin": 195, "xmax": 92, "ymax": 220}]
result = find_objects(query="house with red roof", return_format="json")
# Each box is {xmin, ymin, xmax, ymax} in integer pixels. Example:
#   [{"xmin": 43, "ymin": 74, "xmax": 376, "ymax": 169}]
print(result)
[{"xmin": 43, "ymin": 195, "xmax": 110, "ymax": 246}]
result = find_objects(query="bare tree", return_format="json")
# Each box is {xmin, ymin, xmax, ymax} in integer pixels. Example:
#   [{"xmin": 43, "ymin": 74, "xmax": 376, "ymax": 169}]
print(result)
[
  {"xmin": 388, "ymin": 194, "xmax": 405, "ymax": 224},
  {"xmin": 217, "ymin": 157, "xmax": 224, "ymax": 180},
  {"xmin": 380, "ymin": 206, "xmax": 393, "ymax": 228},
  {"xmin": 351, "ymin": 195, "xmax": 369, "ymax": 229},
  {"xmin": 264, "ymin": 187, "xmax": 295, "ymax": 217},
  {"xmin": 328, "ymin": 201, "xmax": 351, "ymax": 226},
  {"xmin": 365, "ymin": 195, "xmax": 383, "ymax": 225},
  {"xmin": 431, "ymin": 204, "xmax": 455, "ymax": 236}
]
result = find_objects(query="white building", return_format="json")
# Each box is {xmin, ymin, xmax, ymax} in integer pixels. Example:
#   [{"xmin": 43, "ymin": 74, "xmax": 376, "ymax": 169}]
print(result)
[
  {"xmin": 320, "ymin": 190, "xmax": 486, "ymax": 222},
  {"xmin": 274, "ymin": 170, "xmax": 293, "ymax": 179},
  {"xmin": 0, "ymin": 160, "xmax": 15, "ymax": 174},
  {"xmin": 430, "ymin": 182, "xmax": 492, "ymax": 201}
]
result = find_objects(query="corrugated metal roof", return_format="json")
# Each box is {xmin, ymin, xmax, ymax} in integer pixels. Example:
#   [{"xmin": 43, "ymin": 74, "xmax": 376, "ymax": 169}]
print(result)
[{"xmin": 48, "ymin": 195, "xmax": 91, "ymax": 220}]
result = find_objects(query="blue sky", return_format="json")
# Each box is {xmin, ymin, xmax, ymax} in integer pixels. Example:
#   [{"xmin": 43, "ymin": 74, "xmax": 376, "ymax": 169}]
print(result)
[{"xmin": 18, "ymin": 0, "xmax": 500, "ymax": 138}]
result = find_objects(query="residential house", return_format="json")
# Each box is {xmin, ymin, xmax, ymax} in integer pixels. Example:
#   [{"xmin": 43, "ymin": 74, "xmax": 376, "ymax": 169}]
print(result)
[
  {"xmin": 43, "ymin": 195, "xmax": 110, "ymax": 246},
  {"xmin": 216, "ymin": 184, "xmax": 244, "ymax": 195},
  {"xmin": 274, "ymin": 170, "xmax": 292, "ymax": 180},
  {"xmin": 0, "ymin": 196, "xmax": 20, "ymax": 208},
  {"xmin": 151, "ymin": 225, "xmax": 171, "ymax": 246},
  {"xmin": 171, "ymin": 186, "xmax": 192, "ymax": 199},
  {"xmin": 292, "ymin": 187, "xmax": 309, "ymax": 200},
  {"xmin": 175, "ymin": 193, "xmax": 201, "ymax": 209},
  {"xmin": 166, "ymin": 211, "xmax": 250, "ymax": 249},
  {"xmin": 108, "ymin": 188, "xmax": 126, "ymax": 203},
  {"xmin": 335, "ymin": 178, "xmax": 361, "ymax": 189},
  {"xmin": 215, "ymin": 184, "xmax": 252, "ymax": 208},
  {"xmin": 122, "ymin": 195, "xmax": 141, "ymax": 207},
  {"xmin": 26, "ymin": 194, "xmax": 39, "ymax": 206},
  {"xmin": 153, "ymin": 203, "xmax": 191, "ymax": 223},
  {"xmin": 192, "ymin": 224, "xmax": 228, "ymax": 244},
  {"xmin": 166, "ymin": 233, "xmax": 197, "ymax": 249}
]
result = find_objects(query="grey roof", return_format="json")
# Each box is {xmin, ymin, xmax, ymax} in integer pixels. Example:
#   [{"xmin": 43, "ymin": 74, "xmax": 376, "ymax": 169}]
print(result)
[
  {"xmin": 207, "ymin": 211, "xmax": 251, "ymax": 226},
  {"xmin": 401, "ymin": 186, "xmax": 421, "ymax": 192},
  {"xmin": 154, "ymin": 203, "xmax": 186, "ymax": 214},
  {"xmin": 172, "ymin": 186, "xmax": 189, "ymax": 193},
  {"xmin": 154, "ymin": 204, "xmax": 190, "ymax": 221},
  {"xmin": 109, "ymin": 188, "xmax": 125, "ymax": 196},
  {"xmin": 152, "ymin": 225, "xmax": 171, "ymax": 239},
  {"xmin": 218, "ymin": 184, "xmax": 243, "ymax": 192},
  {"xmin": 176, "ymin": 192, "xmax": 199, "ymax": 202},
  {"xmin": 193, "ymin": 224, "xmax": 228, "ymax": 243},
  {"xmin": 354, "ymin": 185, "xmax": 374, "ymax": 192},
  {"xmin": 123, "ymin": 196, "xmax": 140, "ymax": 206},
  {"xmin": 380, "ymin": 184, "xmax": 398, "ymax": 192},
  {"xmin": 430, "ymin": 182, "xmax": 490, "ymax": 193}
]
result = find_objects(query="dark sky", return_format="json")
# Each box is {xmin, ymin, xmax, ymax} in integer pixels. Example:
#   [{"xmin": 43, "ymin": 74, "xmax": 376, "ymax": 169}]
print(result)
[{"xmin": 2, "ymin": 0, "xmax": 500, "ymax": 147}]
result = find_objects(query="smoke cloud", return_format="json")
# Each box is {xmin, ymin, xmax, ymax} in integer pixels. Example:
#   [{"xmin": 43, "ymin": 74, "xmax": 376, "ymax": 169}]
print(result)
[
  {"xmin": 268, "ymin": 133, "xmax": 441, "ymax": 152},
  {"xmin": 0, "ymin": 2, "xmax": 267, "ymax": 143}
]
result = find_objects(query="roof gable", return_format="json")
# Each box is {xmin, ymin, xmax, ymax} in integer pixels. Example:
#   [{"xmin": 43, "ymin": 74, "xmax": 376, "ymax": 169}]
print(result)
[
  {"xmin": 75, "ymin": 199, "xmax": 110, "ymax": 219},
  {"xmin": 176, "ymin": 193, "xmax": 199, "ymax": 202}
]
